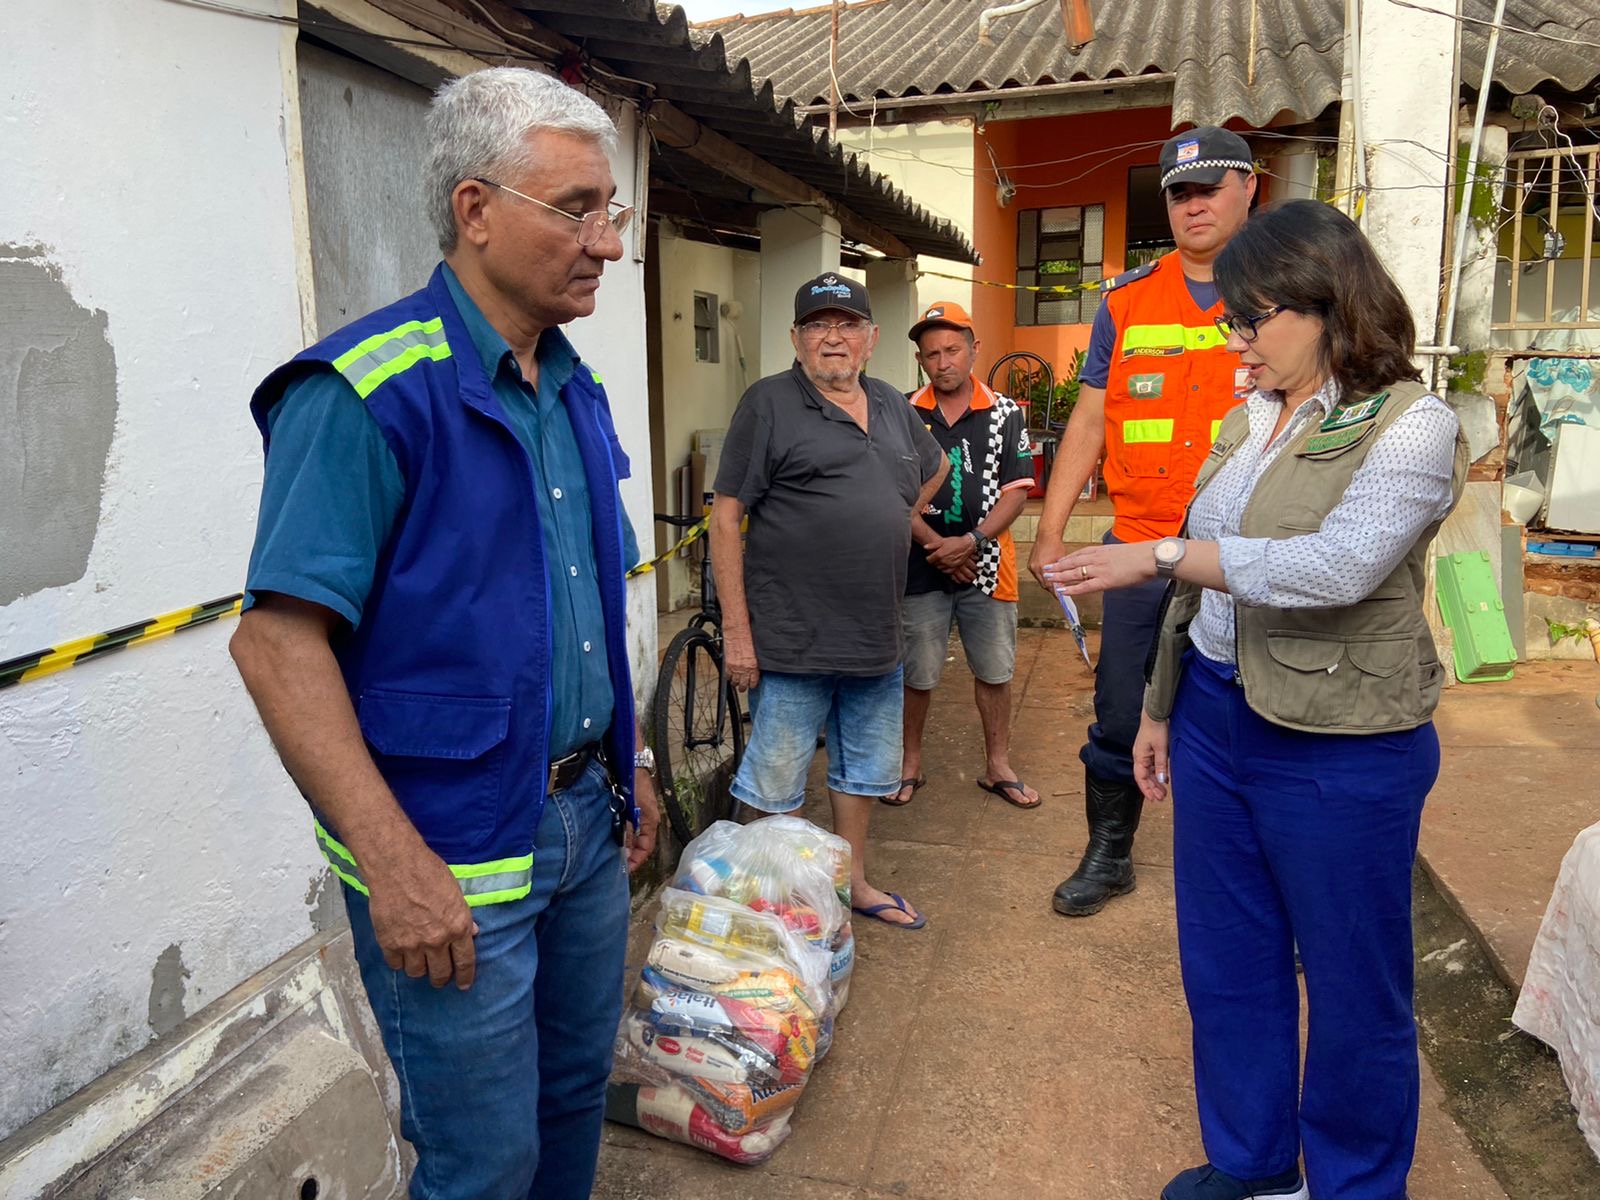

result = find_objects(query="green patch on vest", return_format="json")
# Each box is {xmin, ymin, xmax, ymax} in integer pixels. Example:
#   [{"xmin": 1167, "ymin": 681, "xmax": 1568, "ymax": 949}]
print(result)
[
  {"xmin": 1128, "ymin": 373, "xmax": 1165, "ymax": 399},
  {"xmin": 1320, "ymin": 390, "xmax": 1390, "ymax": 431},
  {"xmin": 1299, "ymin": 423, "xmax": 1374, "ymax": 456}
]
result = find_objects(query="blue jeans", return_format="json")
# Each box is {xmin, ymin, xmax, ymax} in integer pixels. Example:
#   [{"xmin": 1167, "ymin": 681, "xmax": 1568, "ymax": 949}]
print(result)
[
  {"xmin": 1170, "ymin": 649, "xmax": 1437, "ymax": 1199},
  {"xmin": 731, "ymin": 668, "xmax": 905, "ymax": 810},
  {"xmin": 342, "ymin": 758, "xmax": 629, "ymax": 1200},
  {"xmin": 1080, "ymin": 534, "xmax": 1168, "ymax": 783}
]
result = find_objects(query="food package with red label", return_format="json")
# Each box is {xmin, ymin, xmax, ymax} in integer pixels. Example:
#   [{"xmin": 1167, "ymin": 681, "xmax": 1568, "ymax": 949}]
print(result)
[{"xmin": 605, "ymin": 1081, "xmax": 793, "ymax": 1165}]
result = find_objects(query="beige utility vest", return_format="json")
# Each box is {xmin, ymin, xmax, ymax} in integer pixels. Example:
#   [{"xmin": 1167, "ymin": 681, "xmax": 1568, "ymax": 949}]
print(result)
[{"xmin": 1145, "ymin": 378, "xmax": 1468, "ymax": 735}]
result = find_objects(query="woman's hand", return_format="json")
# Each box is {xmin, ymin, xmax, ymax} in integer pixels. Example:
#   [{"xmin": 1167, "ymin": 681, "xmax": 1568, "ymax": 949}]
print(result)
[
  {"xmin": 1043, "ymin": 541, "xmax": 1157, "ymax": 596},
  {"xmin": 1132, "ymin": 714, "xmax": 1171, "ymax": 803}
]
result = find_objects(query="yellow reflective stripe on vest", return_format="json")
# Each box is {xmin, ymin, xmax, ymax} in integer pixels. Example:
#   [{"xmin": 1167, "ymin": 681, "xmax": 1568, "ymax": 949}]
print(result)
[
  {"xmin": 331, "ymin": 317, "xmax": 452, "ymax": 400},
  {"xmin": 1123, "ymin": 418, "xmax": 1175, "ymax": 444},
  {"xmin": 313, "ymin": 820, "xmax": 534, "ymax": 907},
  {"xmin": 1121, "ymin": 323, "xmax": 1227, "ymax": 354},
  {"xmin": 1211, "ymin": 419, "xmax": 1223, "ymax": 442}
]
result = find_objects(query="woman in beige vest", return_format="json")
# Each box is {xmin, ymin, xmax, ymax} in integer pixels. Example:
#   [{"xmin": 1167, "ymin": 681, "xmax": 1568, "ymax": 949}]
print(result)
[{"xmin": 1047, "ymin": 200, "xmax": 1466, "ymax": 1200}]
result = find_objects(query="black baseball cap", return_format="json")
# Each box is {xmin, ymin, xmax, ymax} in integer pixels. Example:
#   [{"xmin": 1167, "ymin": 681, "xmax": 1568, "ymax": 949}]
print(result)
[
  {"xmin": 794, "ymin": 272, "xmax": 872, "ymax": 323},
  {"xmin": 1158, "ymin": 126, "xmax": 1254, "ymax": 191}
]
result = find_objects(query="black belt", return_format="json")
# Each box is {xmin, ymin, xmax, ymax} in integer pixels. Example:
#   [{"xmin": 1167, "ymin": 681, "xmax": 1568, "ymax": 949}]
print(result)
[{"xmin": 547, "ymin": 742, "xmax": 604, "ymax": 795}]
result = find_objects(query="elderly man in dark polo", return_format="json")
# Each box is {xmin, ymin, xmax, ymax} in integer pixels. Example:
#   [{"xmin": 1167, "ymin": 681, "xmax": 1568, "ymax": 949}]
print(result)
[{"xmin": 710, "ymin": 273, "xmax": 948, "ymax": 930}]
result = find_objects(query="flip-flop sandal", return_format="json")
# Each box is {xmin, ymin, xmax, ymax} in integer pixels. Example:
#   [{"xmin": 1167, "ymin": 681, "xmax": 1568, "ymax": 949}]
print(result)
[
  {"xmin": 977, "ymin": 778, "xmax": 1041, "ymax": 809},
  {"xmin": 851, "ymin": 892, "xmax": 927, "ymax": 930},
  {"xmin": 880, "ymin": 776, "xmax": 926, "ymax": 806}
]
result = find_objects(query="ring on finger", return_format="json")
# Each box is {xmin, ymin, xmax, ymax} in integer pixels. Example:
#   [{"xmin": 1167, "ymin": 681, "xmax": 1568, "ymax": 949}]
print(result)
[{"xmin": 1080, "ymin": 565, "xmax": 1089, "ymax": 580}]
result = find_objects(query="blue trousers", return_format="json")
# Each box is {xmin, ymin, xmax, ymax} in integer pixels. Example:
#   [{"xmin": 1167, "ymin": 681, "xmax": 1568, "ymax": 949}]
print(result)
[
  {"xmin": 1081, "ymin": 534, "xmax": 1168, "ymax": 783},
  {"xmin": 1169, "ymin": 650, "xmax": 1438, "ymax": 1200},
  {"xmin": 343, "ymin": 758, "xmax": 629, "ymax": 1200}
]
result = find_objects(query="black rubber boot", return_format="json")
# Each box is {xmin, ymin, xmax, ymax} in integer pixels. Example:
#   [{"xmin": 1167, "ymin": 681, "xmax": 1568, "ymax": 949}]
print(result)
[{"xmin": 1052, "ymin": 770, "xmax": 1144, "ymax": 917}]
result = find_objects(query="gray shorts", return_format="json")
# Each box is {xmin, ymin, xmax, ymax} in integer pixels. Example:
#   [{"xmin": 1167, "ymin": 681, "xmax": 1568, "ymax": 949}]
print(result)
[{"xmin": 901, "ymin": 588, "xmax": 1018, "ymax": 690}]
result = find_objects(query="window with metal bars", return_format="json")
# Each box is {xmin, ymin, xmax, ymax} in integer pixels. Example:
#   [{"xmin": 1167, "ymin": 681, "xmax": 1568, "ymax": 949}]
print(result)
[{"xmin": 1016, "ymin": 204, "xmax": 1105, "ymax": 326}]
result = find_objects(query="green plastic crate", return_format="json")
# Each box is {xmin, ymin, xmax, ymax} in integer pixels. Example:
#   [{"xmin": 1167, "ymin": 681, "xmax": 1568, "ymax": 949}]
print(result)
[{"xmin": 1435, "ymin": 551, "xmax": 1516, "ymax": 683}]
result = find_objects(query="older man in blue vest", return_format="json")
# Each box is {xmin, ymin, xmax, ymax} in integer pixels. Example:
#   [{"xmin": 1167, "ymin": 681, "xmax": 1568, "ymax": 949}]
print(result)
[{"xmin": 231, "ymin": 69, "xmax": 658, "ymax": 1199}]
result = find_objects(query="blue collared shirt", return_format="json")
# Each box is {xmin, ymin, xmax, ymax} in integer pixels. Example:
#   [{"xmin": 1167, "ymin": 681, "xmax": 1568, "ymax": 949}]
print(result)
[{"xmin": 246, "ymin": 263, "xmax": 637, "ymax": 758}]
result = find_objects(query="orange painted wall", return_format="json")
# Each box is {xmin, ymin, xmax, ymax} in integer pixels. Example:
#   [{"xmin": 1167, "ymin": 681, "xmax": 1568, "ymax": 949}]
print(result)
[{"xmin": 970, "ymin": 106, "xmax": 1182, "ymax": 386}]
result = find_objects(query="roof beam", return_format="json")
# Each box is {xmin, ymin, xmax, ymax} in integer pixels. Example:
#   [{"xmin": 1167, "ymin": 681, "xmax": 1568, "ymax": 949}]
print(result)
[{"xmin": 647, "ymin": 102, "xmax": 914, "ymax": 258}]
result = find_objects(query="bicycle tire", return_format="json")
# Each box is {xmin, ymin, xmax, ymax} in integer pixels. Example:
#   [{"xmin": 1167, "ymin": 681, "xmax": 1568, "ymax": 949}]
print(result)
[{"xmin": 652, "ymin": 626, "xmax": 746, "ymax": 846}]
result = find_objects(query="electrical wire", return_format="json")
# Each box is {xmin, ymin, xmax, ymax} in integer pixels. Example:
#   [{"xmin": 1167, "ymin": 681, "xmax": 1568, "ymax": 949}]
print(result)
[{"xmin": 1382, "ymin": 0, "xmax": 1600, "ymax": 52}]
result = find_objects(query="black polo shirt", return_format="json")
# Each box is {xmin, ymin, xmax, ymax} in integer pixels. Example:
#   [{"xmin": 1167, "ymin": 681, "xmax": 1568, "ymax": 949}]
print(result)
[
  {"xmin": 905, "ymin": 380, "xmax": 1033, "ymax": 598},
  {"xmin": 714, "ymin": 361, "xmax": 944, "ymax": 675}
]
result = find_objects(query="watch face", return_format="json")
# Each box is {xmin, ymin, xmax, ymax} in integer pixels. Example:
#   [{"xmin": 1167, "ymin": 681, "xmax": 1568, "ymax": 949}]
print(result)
[{"xmin": 1156, "ymin": 538, "xmax": 1183, "ymax": 566}]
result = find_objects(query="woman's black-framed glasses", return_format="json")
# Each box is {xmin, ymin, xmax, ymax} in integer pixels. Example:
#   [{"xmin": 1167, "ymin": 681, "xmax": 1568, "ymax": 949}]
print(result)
[
  {"xmin": 1215, "ymin": 305, "xmax": 1286, "ymax": 343},
  {"xmin": 473, "ymin": 178, "xmax": 635, "ymax": 247}
]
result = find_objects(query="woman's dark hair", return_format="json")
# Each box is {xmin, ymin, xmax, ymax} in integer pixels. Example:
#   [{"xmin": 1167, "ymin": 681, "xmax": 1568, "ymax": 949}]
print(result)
[{"xmin": 1214, "ymin": 199, "xmax": 1422, "ymax": 398}]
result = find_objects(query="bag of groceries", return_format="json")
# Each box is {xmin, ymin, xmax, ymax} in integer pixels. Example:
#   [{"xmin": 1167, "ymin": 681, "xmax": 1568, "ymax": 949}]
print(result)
[{"xmin": 607, "ymin": 817, "xmax": 854, "ymax": 1164}]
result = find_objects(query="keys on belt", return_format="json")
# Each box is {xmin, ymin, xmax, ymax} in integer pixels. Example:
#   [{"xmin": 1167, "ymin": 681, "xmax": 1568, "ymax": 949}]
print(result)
[{"xmin": 546, "ymin": 742, "xmax": 632, "ymax": 847}]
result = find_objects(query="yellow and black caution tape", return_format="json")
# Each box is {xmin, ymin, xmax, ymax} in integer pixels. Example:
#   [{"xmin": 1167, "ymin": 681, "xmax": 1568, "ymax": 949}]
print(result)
[
  {"xmin": 627, "ymin": 516, "xmax": 707, "ymax": 577},
  {"xmin": 0, "ymin": 594, "xmax": 244, "ymax": 691},
  {"xmin": 917, "ymin": 266, "xmax": 1109, "ymax": 296},
  {"xmin": 0, "ymin": 523, "xmax": 709, "ymax": 691}
]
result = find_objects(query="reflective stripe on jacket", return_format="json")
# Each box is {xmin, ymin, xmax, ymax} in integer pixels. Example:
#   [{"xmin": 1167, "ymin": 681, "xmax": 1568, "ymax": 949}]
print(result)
[
  {"xmin": 250, "ymin": 264, "xmax": 637, "ymax": 904},
  {"xmin": 1102, "ymin": 252, "xmax": 1241, "ymax": 543}
]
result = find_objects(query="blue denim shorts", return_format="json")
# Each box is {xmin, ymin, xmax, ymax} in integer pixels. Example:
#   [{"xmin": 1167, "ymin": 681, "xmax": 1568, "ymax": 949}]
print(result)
[{"xmin": 730, "ymin": 667, "xmax": 904, "ymax": 810}]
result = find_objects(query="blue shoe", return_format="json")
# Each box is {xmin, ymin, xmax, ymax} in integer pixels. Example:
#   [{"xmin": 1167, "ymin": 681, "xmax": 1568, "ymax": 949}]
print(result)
[{"xmin": 1161, "ymin": 1163, "xmax": 1309, "ymax": 1200}]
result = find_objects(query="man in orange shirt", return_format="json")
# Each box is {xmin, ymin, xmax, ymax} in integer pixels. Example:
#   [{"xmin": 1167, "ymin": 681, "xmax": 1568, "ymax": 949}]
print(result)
[
  {"xmin": 891, "ymin": 302, "xmax": 1040, "ymax": 809},
  {"xmin": 1028, "ymin": 127, "xmax": 1256, "ymax": 916}
]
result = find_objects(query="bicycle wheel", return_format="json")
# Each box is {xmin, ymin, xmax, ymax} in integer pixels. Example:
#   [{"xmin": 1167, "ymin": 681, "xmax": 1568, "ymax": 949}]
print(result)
[{"xmin": 652, "ymin": 626, "xmax": 746, "ymax": 846}]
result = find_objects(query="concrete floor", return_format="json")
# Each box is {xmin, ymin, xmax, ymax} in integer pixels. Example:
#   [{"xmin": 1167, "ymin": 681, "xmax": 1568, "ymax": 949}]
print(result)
[{"xmin": 595, "ymin": 626, "xmax": 1599, "ymax": 1199}]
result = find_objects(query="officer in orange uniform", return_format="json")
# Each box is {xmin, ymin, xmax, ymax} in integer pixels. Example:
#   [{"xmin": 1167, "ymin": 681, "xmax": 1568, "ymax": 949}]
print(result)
[{"xmin": 1028, "ymin": 127, "xmax": 1256, "ymax": 917}]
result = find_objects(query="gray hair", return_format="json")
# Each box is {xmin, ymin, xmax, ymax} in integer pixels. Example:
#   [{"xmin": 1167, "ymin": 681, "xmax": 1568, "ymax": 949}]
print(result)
[{"xmin": 424, "ymin": 67, "xmax": 620, "ymax": 254}]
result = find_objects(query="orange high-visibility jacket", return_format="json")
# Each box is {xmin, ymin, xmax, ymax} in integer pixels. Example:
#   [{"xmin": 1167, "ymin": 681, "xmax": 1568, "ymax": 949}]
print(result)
[{"xmin": 1101, "ymin": 252, "xmax": 1243, "ymax": 543}]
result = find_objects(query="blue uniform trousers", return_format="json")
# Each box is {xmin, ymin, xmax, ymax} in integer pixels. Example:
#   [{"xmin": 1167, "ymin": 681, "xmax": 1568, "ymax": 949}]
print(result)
[
  {"xmin": 1169, "ymin": 649, "xmax": 1438, "ymax": 1200},
  {"xmin": 1081, "ymin": 535, "xmax": 1168, "ymax": 783},
  {"xmin": 342, "ymin": 759, "xmax": 629, "ymax": 1200}
]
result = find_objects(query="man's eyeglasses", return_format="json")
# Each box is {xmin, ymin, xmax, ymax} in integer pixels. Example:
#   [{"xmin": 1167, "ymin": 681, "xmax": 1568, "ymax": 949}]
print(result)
[
  {"xmin": 1215, "ymin": 305, "xmax": 1286, "ymax": 343},
  {"xmin": 473, "ymin": 178, "xmax": 634, "ymax": 247},
  {"xmin": 797, "ymin": 318, "xmax": 872, "ymax": 340}
]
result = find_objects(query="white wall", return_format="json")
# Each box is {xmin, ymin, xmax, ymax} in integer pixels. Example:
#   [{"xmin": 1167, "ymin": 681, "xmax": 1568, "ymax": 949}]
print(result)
[
  {"xmin": 570, "ymin": 98, "xmax": 660, "ymax": 680},
  {"xmin": 0, "ymin": 0, "xmax": 320, "ymax": 1140},
  {"xmin": 837, "ymin": 118, "xmax": 977, "ymax": 321},
  {"xmin": 652, "ymin": 227, "xmax": 759, "ymax": 607},
  {"xmin": 1355, "ymin": 0, "xmax": 1456, "ymax": 356},
  {"xmin": 0, "ymin": 0, "xmax": 657, "ymax": 1143}
]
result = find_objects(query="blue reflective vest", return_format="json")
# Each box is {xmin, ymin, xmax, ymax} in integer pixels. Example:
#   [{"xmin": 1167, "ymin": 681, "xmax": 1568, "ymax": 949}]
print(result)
[{"xmin": 250, "ymin": 264, "xmax": 636, "ymax": 905}]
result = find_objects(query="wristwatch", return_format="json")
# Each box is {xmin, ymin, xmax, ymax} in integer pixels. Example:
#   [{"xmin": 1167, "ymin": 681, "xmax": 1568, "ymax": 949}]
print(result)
[
  {"xmin": 633, "ymin": 747, "xmax": 655, "ymax": 772},
  {"xmin": 969, "ymin": 529, "xmax": 994, "ymax": 554},
  {"xmin": 1153, "ymin": 536, "xmax": 1186, "ymax": 578}
]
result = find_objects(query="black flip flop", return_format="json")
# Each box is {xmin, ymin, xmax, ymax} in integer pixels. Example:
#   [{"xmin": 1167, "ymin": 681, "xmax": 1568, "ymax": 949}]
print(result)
[
  {"xmin": 880, "ymin": 776, "xmax": 926, "ymax": 806},
  {"xmin": 977, "ymin": 778, "xmax": 1041, "ymax": 809}
]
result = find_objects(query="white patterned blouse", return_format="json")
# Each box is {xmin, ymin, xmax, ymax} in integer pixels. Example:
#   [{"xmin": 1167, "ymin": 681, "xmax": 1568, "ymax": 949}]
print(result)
[{"xmin": 1186, "ymin": 378, "xmax": 1460, "ymax": 666}]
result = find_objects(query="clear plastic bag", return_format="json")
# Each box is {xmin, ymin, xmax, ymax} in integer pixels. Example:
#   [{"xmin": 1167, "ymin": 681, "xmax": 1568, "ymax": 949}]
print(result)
[
  {"xmin": 673, "ymin": 817, "xmax": 851, "ymax": 949},
  {"xmin": 613, "ymin": 892, "xmax": 829, "ymax": 1092},
  {"xmin": 609, "ymin": 818, "xmax": 858, "ymax": 1162}
]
